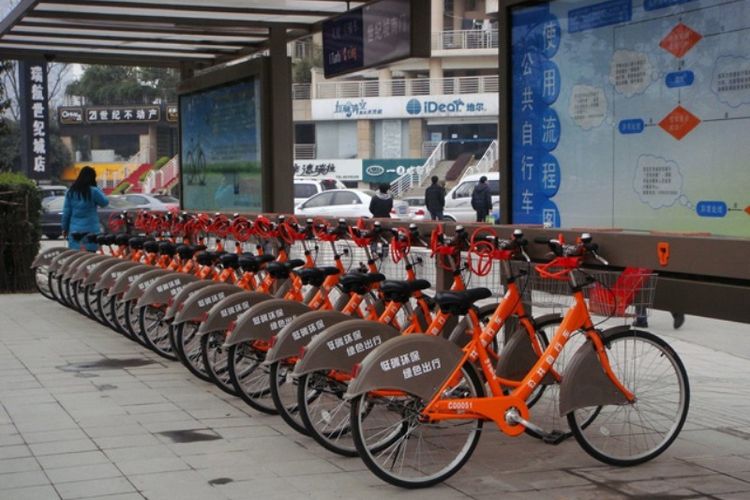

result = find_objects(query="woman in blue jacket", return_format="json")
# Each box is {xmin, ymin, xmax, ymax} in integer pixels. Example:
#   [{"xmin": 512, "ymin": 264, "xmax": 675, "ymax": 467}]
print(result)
[{"xmin": 62, "ymin": 166, "xmax": 109, "ymax": 250}]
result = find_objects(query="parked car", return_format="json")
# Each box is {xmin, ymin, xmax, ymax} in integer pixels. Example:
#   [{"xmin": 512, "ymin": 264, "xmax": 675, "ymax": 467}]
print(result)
[
  {"xmin": 295, "ymin": 189, "xmax": 408, "ymax": 219},
  {"xmin": 294, "ymin": 178, "xmax": 346, "ymax": 207},
  {"xmin": 152, "ymin": 194, "xmax": 180, "ymax": 207},
  {"xmin": 444, "ymin": 172, "xmax": 500, "ymax": 222},
  {"xmin": 40, "ymin": 195, "xmax": 138, "ymax": 240},
  {"xmin": 401, "ymin": 195, "xmax": 456, "ymax": 222},
  {"xmin": 120, "ymin": 193, "xmax": 179, "ymax": 211},
  {"xmin": 38, "ymin": 185, "xmax": 67, "ymax": 200}
]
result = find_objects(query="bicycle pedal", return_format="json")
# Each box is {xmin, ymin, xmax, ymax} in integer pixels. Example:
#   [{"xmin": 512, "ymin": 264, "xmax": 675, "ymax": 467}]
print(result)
[{"xmin": 542, "ymin": 430, "xmax": 568, "ymax": 445}]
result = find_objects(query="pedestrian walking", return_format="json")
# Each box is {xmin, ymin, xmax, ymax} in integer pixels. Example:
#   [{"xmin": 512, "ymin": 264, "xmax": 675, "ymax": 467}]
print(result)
[
  {"xmin": 62, "ymin": 166, "xmax": 109, "ymax": 251},
  {"xmin": 369, "ymin": 183, "xmax": 393, "ymax": 218},
  {"xmin": 424, "ymin": 175, "xmax": 445, "ymax": 221},
  {"xmin": 471, "ymin": 175, "xmax": 492, "ymax": 222}
]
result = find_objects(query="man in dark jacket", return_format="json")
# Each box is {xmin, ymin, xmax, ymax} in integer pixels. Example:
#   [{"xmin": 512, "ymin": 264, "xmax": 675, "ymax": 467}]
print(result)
[
  {"xmin": 471, "ymin": 175, "xmax": 492, "ymax": 222},
  {"xmin": 424, "ymin": 175, "xmax": 445, "ymax": 221},
  {"xmin": 369, "ymin": 183, "xmax": 393, "ymax": 218}
]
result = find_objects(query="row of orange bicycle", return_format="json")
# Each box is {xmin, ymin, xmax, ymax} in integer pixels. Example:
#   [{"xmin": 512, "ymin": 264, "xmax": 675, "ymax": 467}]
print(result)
[{"xmin": 33, "ymin": 210, "xmax": 690, "ymax": 488}]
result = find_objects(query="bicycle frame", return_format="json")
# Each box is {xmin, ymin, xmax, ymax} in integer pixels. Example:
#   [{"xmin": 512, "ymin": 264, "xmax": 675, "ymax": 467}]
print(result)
[{"xmin": 424, "ymin": 280, "xmax": 634, "ymax": 435}]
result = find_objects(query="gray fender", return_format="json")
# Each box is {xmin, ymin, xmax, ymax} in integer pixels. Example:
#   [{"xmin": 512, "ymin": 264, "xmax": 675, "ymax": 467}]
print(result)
[
  {"xmin": 48, "ymin": 249, "xmax": 78, "ymax": 273},
  {"xmin": 171, "ymin": 283, "xmax": 242, "ymax": 325},
  {"xmin": 108, "ymin": 264, "xmax": 154, "ymax": 297},
  {"xmin": 345, "ymin": 335, "xmax": 465, "ymax": 402},
  {"xmin": 83, "ymin": 257, "xmax": 128, "ymax": 287},
  {"xmin": 264, "ymin": 310, "xmax": 352, "ymax": 364},
  {"xmin": 496, "ymin": 313, "xmax": 561, "ymax": 385},
  {"xmin": 196, "ymin": 292, "xmax": 272, "ymax": 337},
  {"xmin": 558, "ymin": 325, "xmax": 631, "ymax": 417},
  {"xmin": 58, "ymin": 253, "xmax": 91, "ymax": 280},
  {"xmin": 136, "ymin": 273, "xmax": 199, "ymax": 309},
  {"xmin": 224, "ymin": 299, "xmax": 312, "ymax": 347},
  {"xmin": 293, "ymin": 319, "xmax": 399, "ymax": 376},
  {"xmin": 70, "ymin": 254, "xmax": 112, "ymax": 284},
  {"xmin": 163, "ymin": 280, "xmax": 216, "ymax": 321},
  {"xmin": 32, "ymin": 247, "xmax": 69, "ymax": 269},
  {"xmin": 122, "ymin": 268, "xmax": 171, "ymax": 302},
  {"xmin": 64, "ymin": 253, "xmax": 101, "ymax": 281},
  {"xmin": 93, "ymin": 261, "xmax": 143, "ymax": 292}
]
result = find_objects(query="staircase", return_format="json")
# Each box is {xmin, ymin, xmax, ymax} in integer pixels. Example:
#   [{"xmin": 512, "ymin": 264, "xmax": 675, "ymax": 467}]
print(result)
[
  {"xmin": 398, "ymin": 158, "xmax": 476, "ymax": 199},
  {"xmin": 142, "ymin": 156, "xmax": 180, "ymax": 194}
]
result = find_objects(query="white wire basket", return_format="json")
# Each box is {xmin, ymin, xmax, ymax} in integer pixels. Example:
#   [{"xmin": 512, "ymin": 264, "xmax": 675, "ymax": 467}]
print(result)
[{"xmin": 527, "ymin": 268, "xmax": 657, "ymax": 319}]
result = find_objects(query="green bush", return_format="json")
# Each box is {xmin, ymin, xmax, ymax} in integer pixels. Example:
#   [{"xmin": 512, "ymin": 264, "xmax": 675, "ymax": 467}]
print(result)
[
  {"xmin": 0, "ymin": 172, "xmax": 42, "ymax": 293},
  {"xmin": 154, "ymin": 156, "xmax": 171, "ymax": 170}
]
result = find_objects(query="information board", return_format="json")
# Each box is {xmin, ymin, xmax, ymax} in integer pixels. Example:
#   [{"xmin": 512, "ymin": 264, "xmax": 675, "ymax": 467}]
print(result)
[
  {"xmin": 323, "ymin": 0, "xmax": 429, "ymax": 78},
  {"xmin": 179, "ymin": 78, "xmax": 262, "ymax": 212},
  {"xmin": 511, "ymin": 0, "xmax": 750, "ymax": 237}
]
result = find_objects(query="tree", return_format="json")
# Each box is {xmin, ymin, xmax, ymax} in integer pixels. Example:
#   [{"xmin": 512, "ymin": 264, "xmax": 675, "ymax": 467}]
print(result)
[
  {"xmin": 1, "ymin": 61, "xmax": 71, "ymax": 121},
  {"xmin": 66, "ymin": 65, "xmax": 178, "ymax": 105}
]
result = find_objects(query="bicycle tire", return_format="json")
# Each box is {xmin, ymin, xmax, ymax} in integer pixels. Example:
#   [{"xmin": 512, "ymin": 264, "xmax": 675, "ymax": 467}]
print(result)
[
  {"xmin": 48, "ymin": 272, "xmax": 61, "ymax": 303},
  {"xmin": 111, "ymin": 297, "xmax": 131, "ymax": 337},
  {"xmin": 297, "ymin": 370, "xmax": 355, "ymax": 455},
  {"xmin": 227, "ymin": 342, "xmax": 277, "ymax": 414},
  {"xmin": 196, "ymin": 150, "xmax": 206, "ymax": 185},
  {"xmin": 173, "ymin": 321, "xmax": 212, "ymax": 382},
  {"xmin": 201, "ymin": 332, "xmax": 240, "ymax": 396},
  {"xmin": 186, "ymin": 151, "xmax": 195, "ymax": 185},
  {"xmin": 35, "ymin": 267, "xmax": 55, "ymax": 300},
  {"xmin": 99, "ymin": 291, "xmax": 119, "ymax": 332},
  {"xmin": 139, "ymin": 305, "xmax": 178, "ymax": 361},
  {"xmin": 351, "ymin": 362, "xmax": 484, "ymax": 488},
  {"xmin": 567, "ymin": 329, "xmax": 690, "ymax": 466},
  {"xmin": 269, "ymin": 361, "xmax": 310, "ymax": 435},
  {"xmin": 123, "ymin": 299, "xmax": 149, "ymax": 346}
]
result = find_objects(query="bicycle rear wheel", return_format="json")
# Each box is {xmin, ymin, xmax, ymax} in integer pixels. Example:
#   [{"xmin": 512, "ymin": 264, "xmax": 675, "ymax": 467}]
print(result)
[
  {"xmin": 351, "ymin": 362, "xmax": 484, "ymax": 488},
  {"xmin": 139, "ymin": 305, "xmax": 178, "ymax": 361},
  {"xmin": 35, "ymin": 267, "xmax": 54, "ymax": 300},
  {"xmin": 567, "ymin": 330, "xmax": 689, "ymax": 466},
  {"xmin": 298, "ymin": 370, "xmax": 355, "ymax": 455},
  {"xmin": 227, "ymin": 342, "xmax": 277, "ymax": 414},
  {"xmin": 173, "ymin": 321, "xmax": 212, "ymax": 382},
  {"xmin": 269, "ymin": 361, "xmax": 309, "ymax": 435},
  {"xmin": 201, "ymin": 332, "xmax": 239, "ymax": 396}
]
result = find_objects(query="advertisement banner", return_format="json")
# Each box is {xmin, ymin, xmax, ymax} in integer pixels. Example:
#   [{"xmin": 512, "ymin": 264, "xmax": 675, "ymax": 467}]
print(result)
[
  {"xmin": 311, "ymin": 93, "xmax": 499, "ymax": 121},
  {"xmin": 362, "ymin": 158, "xmax": 425, "ymax": 184},
  {"xmin": 511, "ymin": 0, "xmax": 750, "ymax": 237},
  {"xmin": 293, "ymin": 159, "xmax": 362, "ymax": 181},
  {"xmin": 19, "ymin": 61, "xmax": 49, "ymax": 180}
]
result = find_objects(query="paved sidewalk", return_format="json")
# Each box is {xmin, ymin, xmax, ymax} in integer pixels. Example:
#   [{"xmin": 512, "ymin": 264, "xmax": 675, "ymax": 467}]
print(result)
[{"xmin": 1, "ymin": 292, "xmax": 749, "ymax": 500}]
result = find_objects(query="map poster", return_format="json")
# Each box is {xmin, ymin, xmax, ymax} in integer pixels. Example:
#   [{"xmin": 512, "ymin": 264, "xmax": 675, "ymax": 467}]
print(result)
[{"xmin": 511, "ymin": 0, "xmax": 750, "ymax": 237}]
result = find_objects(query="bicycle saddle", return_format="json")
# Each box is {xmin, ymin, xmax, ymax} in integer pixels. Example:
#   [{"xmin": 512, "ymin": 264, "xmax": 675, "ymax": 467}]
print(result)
[
  {"xmin": 158, "ymin": 241, "xmax": 176, "ymax": 257},
  {"xmin": 143, "ymin": 240, "xmax": 159, "ymax": 254},
  {"xmin": 128, "ymin": 237, "xmax": 145, "ymax": 250},
  {"xmin": 176, "ymin": 244, "xmax": 194, "ymax": 260},
  {"xmin": 434, "ymin": 288, "xmax": 492, "ymax": 315},
  {"xmin": 266, "ymin": 259, "xmax": 305, "ymax": 279},
  {"xmin": 380, "ymin": 279, "xmax": 431, "ymax": 303},
  {"xmin": 219, "ymin": 253, "xmax": 239, "ymax": 270},
  {"xmin": 85, "ymin": 233, "xmax": 99, "ymax": 244},
  {"xmin": 340, "ymin": 272, "xmax": 386, "ymax": 295},
  {"xmin": 70, "ymin": 232, "xmax": 87, "ymax": 241},
  {"xmin": 115, "ymin": 234, "xmax": 131, "ymax": 246},
  {"xmin": 195, "ymin": 251, "xmax": 219, "ymax": 266},
  {"xmin": 294, "ymin": 266, "xmax": 340, "ymax": 287}
]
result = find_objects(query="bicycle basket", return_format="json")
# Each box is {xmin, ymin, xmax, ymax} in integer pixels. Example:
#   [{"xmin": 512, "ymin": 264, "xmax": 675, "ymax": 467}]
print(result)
[{"xmin": 585, "ymin": 268, "xmax": 656, "ymax": 318}]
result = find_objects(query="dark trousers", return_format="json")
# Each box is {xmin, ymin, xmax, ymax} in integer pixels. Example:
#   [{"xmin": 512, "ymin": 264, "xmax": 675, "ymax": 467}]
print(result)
[
  {"xmin": 476, "ymin": 211, "xmax": 489, "ymax": 222},
  {"xmin": 428, "ymin": 210, "xmax": 443, "ymax": 221}
]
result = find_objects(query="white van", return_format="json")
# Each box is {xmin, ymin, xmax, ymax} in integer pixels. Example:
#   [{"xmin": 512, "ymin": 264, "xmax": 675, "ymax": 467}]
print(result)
[{"xmin": 444, "ymin": 172, "xmax": 500, "ymax": 222}]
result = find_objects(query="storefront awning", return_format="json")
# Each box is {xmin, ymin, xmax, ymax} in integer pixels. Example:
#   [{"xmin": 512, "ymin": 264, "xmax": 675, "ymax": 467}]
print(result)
[{"xmin": 0, "ymin": 0, "xmax": 366, "ymax": 68}]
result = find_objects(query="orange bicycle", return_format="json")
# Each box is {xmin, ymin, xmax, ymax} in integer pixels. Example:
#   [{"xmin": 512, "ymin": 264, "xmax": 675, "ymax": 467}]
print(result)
[{"xmin": 346, "ymin": 233, "xmax": 690, "ymax": 488}]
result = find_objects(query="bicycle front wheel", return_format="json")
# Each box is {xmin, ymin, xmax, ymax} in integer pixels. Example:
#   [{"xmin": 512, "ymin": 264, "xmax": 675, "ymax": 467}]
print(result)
[
  {"xmin": 351, "ymin": 362, "xmax": 484, "ymax": 488},
  {"xmin": 567, "ymin": 330, "xmax": 689, "ymax": 466}
]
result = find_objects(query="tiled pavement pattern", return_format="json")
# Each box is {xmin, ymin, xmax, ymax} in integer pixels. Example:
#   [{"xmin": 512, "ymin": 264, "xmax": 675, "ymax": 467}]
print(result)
[{"xmin": 1, "ymin": 293, "xmax": 749, "ymax": 500}]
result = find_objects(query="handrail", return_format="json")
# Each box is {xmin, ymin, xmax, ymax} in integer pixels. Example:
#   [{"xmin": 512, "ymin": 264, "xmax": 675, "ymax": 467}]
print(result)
[
  {"xmin": 142, "ymin": 155, "xmax": 179, "ymax": 194},
  {"xmin": 297, "ymin": 75, "xmax": 499, "ymax": 100},
  {"xmin": 389, "ymin": 141, "xmax": 445, "ymax": 199},
  {"xmin": 462, "ymin": 140, "xmax": 498, "ymax": 180},
  {"xmin": 432, "ymin": 29, "xmax": 499, "ymax": 51}
]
